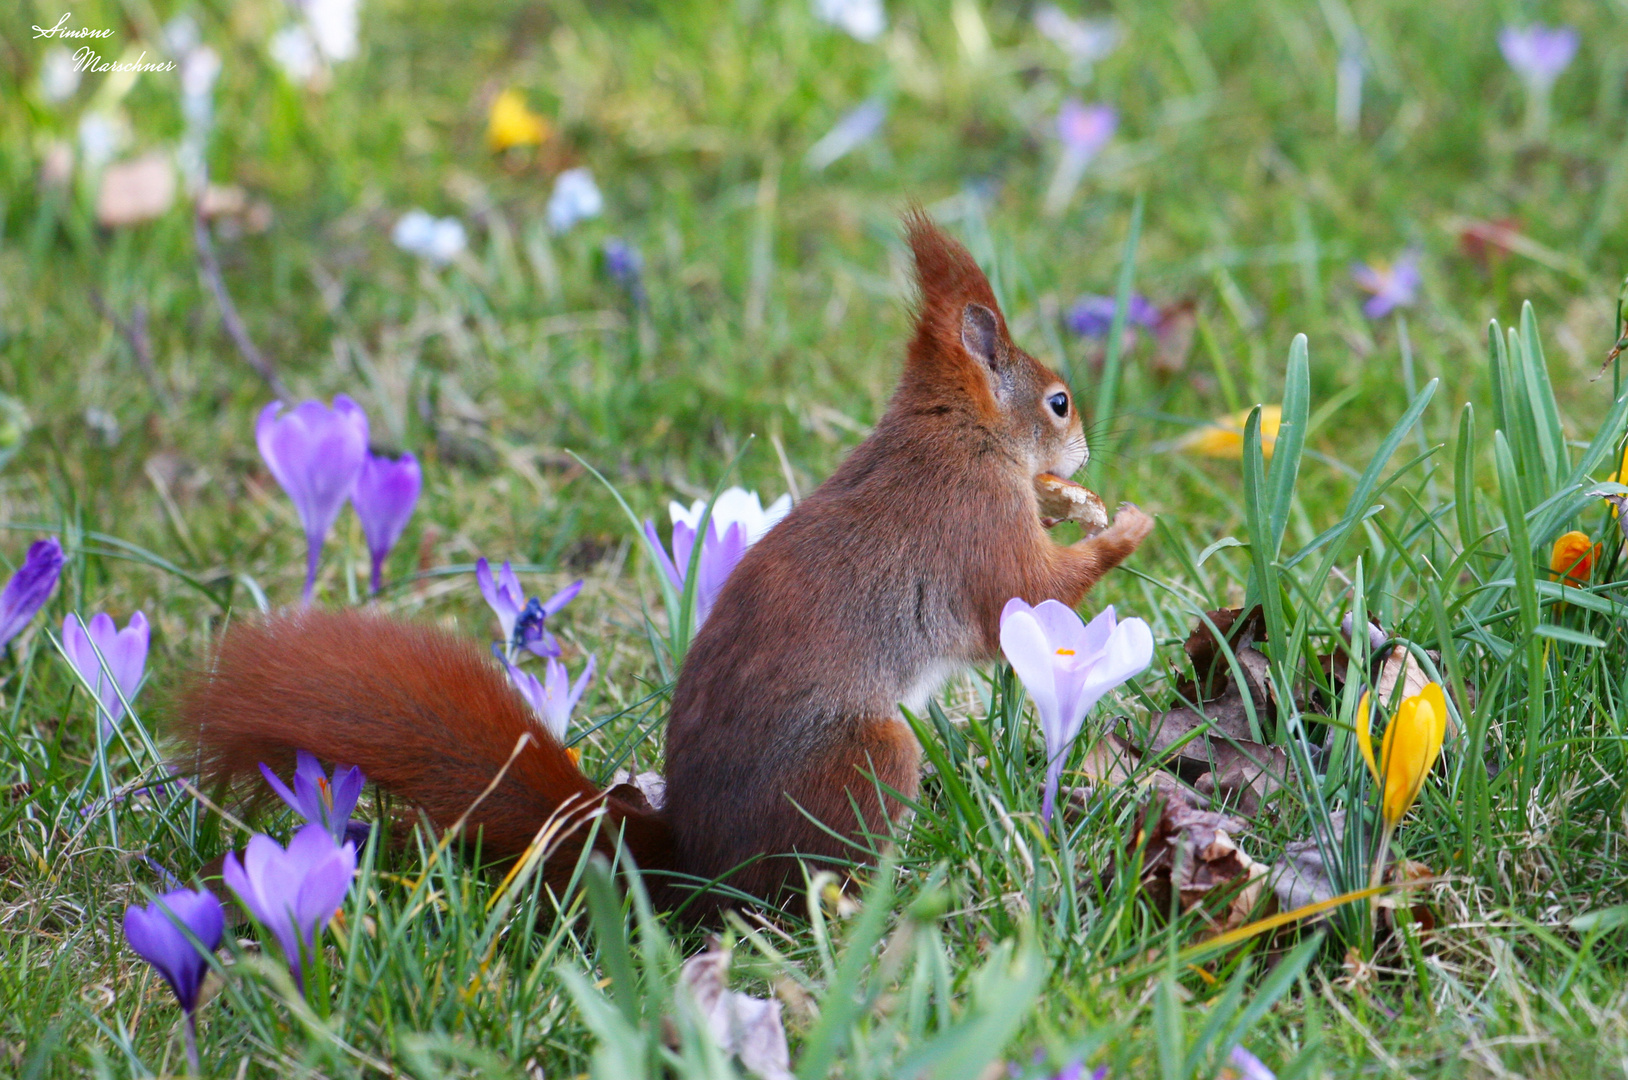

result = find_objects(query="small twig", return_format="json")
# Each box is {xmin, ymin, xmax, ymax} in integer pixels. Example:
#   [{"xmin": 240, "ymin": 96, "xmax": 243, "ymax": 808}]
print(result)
[
  {"xmin": 193, "ymin": 204, "xmax": 287, "ymax": 398},
  {"xmin": 90, "ymin": 291, "xmax": 170, "ymax": 407}
]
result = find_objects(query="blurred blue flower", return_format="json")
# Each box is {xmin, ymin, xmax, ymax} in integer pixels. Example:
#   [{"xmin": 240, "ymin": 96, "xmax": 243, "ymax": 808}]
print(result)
[
  {"xmin": 813, "ymin": 0, "xmax": 885, "ymax": 43},
  {"xmin": 1351, "ymin": 251, "xmax": 1421, "ymax": 319},
  {"xmin": 1499, "ymin": 24, "xmax": 1579, "ymax": 91},
  {"xmin": 1065, "ymin": 293, "xmax": 1159, "ymax": 338},
  {"xmin": 256, "ymin": 396, "xmax": 370, "ymax": 600},
  {"xmin": 548, "ymin": 168, "xmax": 603, "ymax": 233},
  {"xmin": 222, "ymin": 822, "xmax": 356, "ymax": 992},
  {"xmin": 806, "ymin": 98, "xmax": 887, "ymax": 171},
  {"xmin": 259, "ymin": 750, "xmax": 365, "ymax": 845},
  {"xmin": 0, "ymin": 537, "xmax": 64, "ymax": 650},
  {"xmin": 392, "ymin": 209, "xmax": 466, "ymax": 264},
  {"xmin": 352, "ymin": 451, "xmax": 420, "ymax": 593},
  {"xmin": 603, "ymin": 239, "xmax": 647, "ymax": 306},
  {"xmin": 1033, "ymin": 6, "xmax": 1119, "ymax": 69}
]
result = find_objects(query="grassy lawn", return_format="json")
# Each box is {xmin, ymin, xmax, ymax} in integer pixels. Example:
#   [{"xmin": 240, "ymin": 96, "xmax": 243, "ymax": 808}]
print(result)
[{"xmin": 3, "ymin": 0, "xmax": 1628, "ymax": 1075}]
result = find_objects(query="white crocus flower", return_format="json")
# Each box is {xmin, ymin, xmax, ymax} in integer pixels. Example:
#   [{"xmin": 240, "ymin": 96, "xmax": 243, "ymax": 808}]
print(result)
[{"xmin": 670, "ymin": 487, "xmax": 792, "ymax": 545}]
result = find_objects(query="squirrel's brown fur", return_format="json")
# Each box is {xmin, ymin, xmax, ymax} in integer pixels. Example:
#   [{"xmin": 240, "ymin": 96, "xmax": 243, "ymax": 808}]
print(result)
[{"xmin": 173, "ymin": 213, "xmax": 1151, "ymax": 910}]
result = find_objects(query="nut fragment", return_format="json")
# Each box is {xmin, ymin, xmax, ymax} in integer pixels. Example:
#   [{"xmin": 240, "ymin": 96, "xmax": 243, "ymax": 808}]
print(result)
[{"xmin": 1035, "ymin": 472, "xmax": 1109, "ymax": 533}]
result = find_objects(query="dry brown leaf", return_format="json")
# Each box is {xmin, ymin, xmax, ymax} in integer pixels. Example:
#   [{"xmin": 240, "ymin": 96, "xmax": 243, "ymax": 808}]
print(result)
[
  {"xmin": 1136, "ymin": 790, "xmax": 1269, "ymax": 935},
  {"xmin": 96, "ymin": 153, "xmax": 176, "ymax": 227},
  {"xmin": 679, "ymin": 946, "xmax": 793, "ymax": 1080},
  {"xmin": 1268, "ymin": 810, "xmax": 1344, "ymax": 912},
  {"xmin": 607, "ymin": 769, "xmax": 666, "ymax": 811}
]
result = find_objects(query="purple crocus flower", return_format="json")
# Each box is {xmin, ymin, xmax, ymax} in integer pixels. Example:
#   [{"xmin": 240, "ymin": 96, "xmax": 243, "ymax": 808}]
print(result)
[
  {"xmin": 256, "ymin": 396, "xmax": 370, "ymax": 601},
  {"xmin": 351, "ymin": 451, "xmax": 420, "ymax": 593},
  {"xmin": 1499, "ymin": 25, "xmax": 1579, "ymax": 91},
  {"xmin": 1351, "ymin": 252, "xmax": 1421, "ymax": 319},
  {"xmin": 999, "ymin": 598, "xmax": 1154, "ymax": 827},
  {"xmin": 259, "ymin": 750, "xmax": 365, "ymax": 845},
  {"xmin": 475, "ymin": 559, "xmax": 583, "ymax": 662},
  {"xmin": 62, "ymin": 611, "xmax": 149, "ymax": 737},
  {"xmin": 506, "ymin": 654, "xmax": 595, "ymax": 741},
  {"xmin": 0, "ymin": 537, "xmax": 65, "ymax": 650},
  {"xmin": 1228, "ymin": 1045, "xmax": 1276, "ymax": 1080},
  {"xmin": 222, "ymin": 822, "xmax": 357, "ymax": 991},
  {"xmin": 1065, "ymin": 293, "xmax": 1160, "ymax": 339},
  {"xmin": 643, "ymin": 517, "xmax": 748, "ymax": 628},
  {"xmin": 123, "ymin": 887, "xmax": 224, "ymax": 1073}
]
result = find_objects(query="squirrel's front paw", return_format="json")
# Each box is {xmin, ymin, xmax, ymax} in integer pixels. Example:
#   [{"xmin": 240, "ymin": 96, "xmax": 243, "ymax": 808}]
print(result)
[{"xmin": 1104, "ymin": 502, "xmax": 1155, "ymax": 545}]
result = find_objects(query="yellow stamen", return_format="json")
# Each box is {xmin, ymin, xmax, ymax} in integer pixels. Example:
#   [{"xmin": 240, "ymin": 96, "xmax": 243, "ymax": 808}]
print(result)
[{"xmin": 1056, "ymin": 648, "xmax": 1076, "ymax": 656}]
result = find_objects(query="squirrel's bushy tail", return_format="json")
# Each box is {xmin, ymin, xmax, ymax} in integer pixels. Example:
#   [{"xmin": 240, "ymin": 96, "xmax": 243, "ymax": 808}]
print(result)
[{"xmin": 173, "ymin": 608, "xmax": 672, "ymax": 879}]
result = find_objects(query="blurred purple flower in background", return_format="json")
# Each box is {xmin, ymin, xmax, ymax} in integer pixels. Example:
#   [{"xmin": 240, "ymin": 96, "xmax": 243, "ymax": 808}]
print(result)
[
  {"xmin": 222, "ymin": 822, "xmax": 356, "ymax": 991},
  {"xmin": 1499, "ymin": 24, "xmax": 1579, "ymax": 138},
  {"xmin": 1045, "ymin": 101, "xmax": 1117, "ymax": 216},
  {"xmin": 476, "ymin": 558, "xmax": 582, "ymax": 662},
  {"xmin": 805, "ymin": 98, "xmax": 888, "ymax": 171},
  {"xmin": 1351, "ymin": 251, "xmax": 1421, "ymax": 319},
  {"xmin": 352, "ymin": 451, "xmax": 420, "ymax": 593},
  {"xmin": 0, "ymin": 537, "xmax": 64, "ymax": 650},
  {"xmin": 999, "ymin": 598, "xmax": 1153, "ymax": 827},
  {"xmin": 1065, "ymin": 293, "xmax": 1160, "ymax": 339},
  {"xmin": 603, "ymin": 238, "xmax": 647, "ymax": 306},
  {"xmin": 1056, "ymin": 101, "xmax": 1117, "ymax": 159},
  {"xmin": 260, "ymin": 750, "xmax": 365, "ymax": 844},
  {"xmin": 1228, "ymin": 1045, "xmax": 1277, "ymax": 1080},
  {"xmin": 506, "ymin": 654, "xmax": 596, "ymax": 741},
  {"xmin": 123, "ymin": 887, "xmax": 224, "ymax": 1073},
  {"xmin": 670, "ymin": 488, "xmax": 792, "ymax": 545},
  {"xmin": 256, "ymin": 396, "xmax": 369, "ymax": 601},
  {"xmin": 62, "ymin": 611, "xmax": 149, "ymax": 737},
  {"xmin": 1499, "ymin": 24, "xmax": 1579, "ymax": 91}
]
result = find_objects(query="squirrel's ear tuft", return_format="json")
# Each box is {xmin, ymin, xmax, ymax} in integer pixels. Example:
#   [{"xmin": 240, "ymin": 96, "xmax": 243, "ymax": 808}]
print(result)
[
  {"xmin": 904, "ymin": 211, "xmax": 1000, "ymax": 316},
  {"xmin": 903, "ymin": 210, "xmax": 1007, "ymax": 395}
]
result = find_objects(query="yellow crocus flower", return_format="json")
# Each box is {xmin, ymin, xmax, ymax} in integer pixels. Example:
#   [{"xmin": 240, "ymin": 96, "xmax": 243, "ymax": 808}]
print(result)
[
  {"xmin": 1178, "ymin": 405, "xmax": 1282, "ymax": 461},
  {"xmin": 1358, "ymin": 681, "xmax": 1447, "ymax": 828},
  {"xmin": 1549, "ymin": 530, "xmax": 1600, "ymax": 587},
  {"xmin": 487, "ymin": 89, "xmax": 550, "ymax": 152}
]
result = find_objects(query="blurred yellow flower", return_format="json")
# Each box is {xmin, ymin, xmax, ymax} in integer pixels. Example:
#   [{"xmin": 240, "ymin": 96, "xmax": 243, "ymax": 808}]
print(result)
[
  {"xmin": 1358, "ymin": 682, "xmax": 1447, "ymax": 828},
  {"xmin": 1549, "ymin": 529, "xmax": 1600, "ymax": 587},
  {"xmin": 1179, "ymin": 405, "xmax": 1282, "ymax": 460},
  {"xmin": 487, "ymin": 89, "xmax": 550, "ymax": 152}
]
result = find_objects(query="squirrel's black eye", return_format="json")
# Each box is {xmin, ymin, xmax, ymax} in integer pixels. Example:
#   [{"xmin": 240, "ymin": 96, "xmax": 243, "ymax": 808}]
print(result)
[{"xmin": 1047, "ymin": 392, "xmax": 1069, "ymax": 418}]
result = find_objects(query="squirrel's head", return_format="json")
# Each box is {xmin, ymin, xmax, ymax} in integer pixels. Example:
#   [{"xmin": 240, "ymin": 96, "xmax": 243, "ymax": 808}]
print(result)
[{"xmin": 901, "ymin": 212, "xmax": 1088, "ymax": 479}]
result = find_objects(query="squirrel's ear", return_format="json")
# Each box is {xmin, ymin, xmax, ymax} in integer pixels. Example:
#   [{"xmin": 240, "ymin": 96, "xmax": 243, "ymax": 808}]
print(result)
[{"xmin": 961, "ymin": 302, "xmax": 1012, "ymax": 399}]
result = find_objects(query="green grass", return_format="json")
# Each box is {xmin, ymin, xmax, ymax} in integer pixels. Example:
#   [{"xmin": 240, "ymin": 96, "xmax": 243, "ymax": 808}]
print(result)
[{"xmin": 4, "ymin": 0, "xmax": 1628, "ymax": 1075}]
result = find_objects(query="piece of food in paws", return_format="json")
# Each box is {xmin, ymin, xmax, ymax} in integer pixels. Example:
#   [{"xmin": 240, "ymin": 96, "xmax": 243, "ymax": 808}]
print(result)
[{"xmin": 1035, "ymin": 473, "xmax": 1109, "ymax": 533}]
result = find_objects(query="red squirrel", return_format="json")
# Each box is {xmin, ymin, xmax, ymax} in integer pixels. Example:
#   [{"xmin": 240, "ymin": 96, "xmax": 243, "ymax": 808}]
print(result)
[{"xmin": 174, "ymin": 214, "xmax": 1152, "ymax": 909}]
